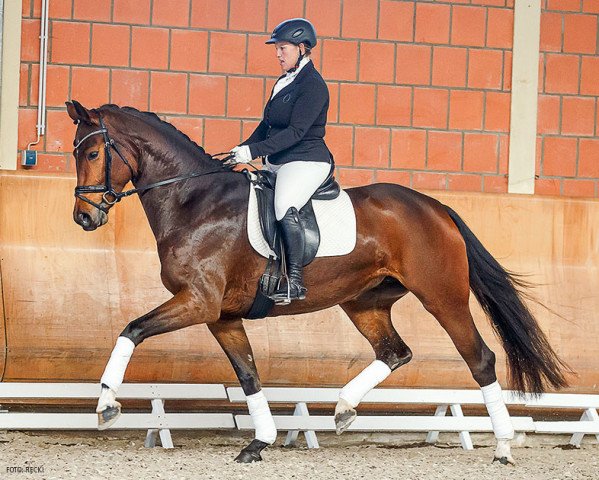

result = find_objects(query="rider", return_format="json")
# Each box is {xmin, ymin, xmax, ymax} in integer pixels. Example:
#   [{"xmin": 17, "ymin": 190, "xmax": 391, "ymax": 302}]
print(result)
[{"xmin": 230, "ymin": 18, "xmax": 333, "ymax": 303}]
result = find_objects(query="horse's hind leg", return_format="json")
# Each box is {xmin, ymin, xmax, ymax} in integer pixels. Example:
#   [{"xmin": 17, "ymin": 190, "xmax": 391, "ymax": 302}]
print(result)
[
  {"xmin": 336, "ymin": 287, "xmax": 412, "ymax": 434},
  {"xmin": 397, "ymin": 212, "xmax": 516, "ymax": 464},
  {"xmin": 208, "ymin": 319, "xmax": 275, "ymax": 463},
  {"xmin": 415, "ymin": 289, "xmax": 515, "ymax": 464}
]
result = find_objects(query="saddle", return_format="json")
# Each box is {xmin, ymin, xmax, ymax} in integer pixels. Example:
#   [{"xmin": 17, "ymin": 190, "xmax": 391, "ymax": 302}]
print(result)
[{"xmin": 244, "ymin": 165, "xmax": 340, "ymax": 319}]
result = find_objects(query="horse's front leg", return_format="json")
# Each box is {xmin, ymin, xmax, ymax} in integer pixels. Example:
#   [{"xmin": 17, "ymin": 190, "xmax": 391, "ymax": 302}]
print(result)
[
  {"xmin": 208, "ymin": 319, "xmax": 276, "ymax": 463},
  {"xmin": 96, "ymin": 289, "xmax": 216, "ymax": 429}
]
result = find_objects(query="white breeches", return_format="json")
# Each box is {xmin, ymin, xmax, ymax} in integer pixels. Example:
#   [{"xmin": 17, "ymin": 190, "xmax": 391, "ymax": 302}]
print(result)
[{"xmin": 265, "ymin": 160, "xmax": 331, "ymax": 220}]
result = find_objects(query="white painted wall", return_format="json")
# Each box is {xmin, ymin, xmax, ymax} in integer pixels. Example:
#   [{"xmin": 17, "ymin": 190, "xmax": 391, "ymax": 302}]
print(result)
[
  {"xmin": 508, "ymin": 0, "xmax": 542, "ymax": 194},
  {"xmin": 0, "ymin": 0, "xmax": 22, "ymax": 170}
]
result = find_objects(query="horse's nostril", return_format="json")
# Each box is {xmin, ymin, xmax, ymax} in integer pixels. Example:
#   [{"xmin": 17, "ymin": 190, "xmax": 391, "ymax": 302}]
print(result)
[{"xmin": 78, "ymin": 212, "xmax": 92, "ymax": 227}]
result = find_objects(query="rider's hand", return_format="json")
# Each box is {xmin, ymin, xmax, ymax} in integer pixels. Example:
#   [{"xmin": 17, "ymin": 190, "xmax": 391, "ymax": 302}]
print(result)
[{"xmin": 231, "ymin": 145, "xmax": 252, "ymax": 164}]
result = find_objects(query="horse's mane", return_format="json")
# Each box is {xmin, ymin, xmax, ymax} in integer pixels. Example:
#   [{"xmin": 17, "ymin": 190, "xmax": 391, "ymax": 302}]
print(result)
[{"xmin": 97, "ymin": 104, "xmax": 208, "ymax": 156}]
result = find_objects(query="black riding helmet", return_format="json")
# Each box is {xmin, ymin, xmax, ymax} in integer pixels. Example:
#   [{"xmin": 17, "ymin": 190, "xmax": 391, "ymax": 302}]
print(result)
[{"xmin": 265, "ymin": 18, "xmax": 317, "ymax": 49}]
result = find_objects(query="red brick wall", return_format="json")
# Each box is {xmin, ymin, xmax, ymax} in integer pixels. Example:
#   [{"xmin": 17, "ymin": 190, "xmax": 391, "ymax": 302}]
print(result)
[
  {"xmin": 16, "ymin": 0, "xmax": 599, "ymax": 198},
  {"xmin": 537, "ymin": 0, "xmax": 599, "ymax": 197}
]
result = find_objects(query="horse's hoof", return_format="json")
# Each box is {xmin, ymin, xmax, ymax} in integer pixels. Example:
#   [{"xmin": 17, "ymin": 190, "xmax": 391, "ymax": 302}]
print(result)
[
  {"xmin": 234, "ymin": 450, "xmax": 262, "ymax": 463},
  {"xmin": 493, "ymin": 438, "xmax": 515, "ymax": 465},
  {"xmin": 234, "ymin": 439, "xmax": 269, "ymax": 463},
  {"xmin": 334, "ymin": 408, "xmax": 357, "ymax": 435},
  {"xmin": 97, "ymin": 403, "xmax": 121, "ymax": 430},
  {"xmin": 493, "ymin": 456, "xmax": 515, "ymax": 466}
]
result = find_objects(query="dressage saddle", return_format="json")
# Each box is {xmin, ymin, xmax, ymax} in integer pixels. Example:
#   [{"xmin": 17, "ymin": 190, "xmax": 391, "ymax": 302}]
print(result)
[
  {"xmin": 244, "ymin": 165, "xmax": 340, "ymax": 319},
  {"xmin": 252, "ymin": 167, "xmax": 340, "ymax": 264}
]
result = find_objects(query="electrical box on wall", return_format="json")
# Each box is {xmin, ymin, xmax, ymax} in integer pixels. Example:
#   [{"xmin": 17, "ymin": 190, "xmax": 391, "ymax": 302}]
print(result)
[{"xmin": 21, "ymin": 150, "xmax": 38, "ymax": 167}]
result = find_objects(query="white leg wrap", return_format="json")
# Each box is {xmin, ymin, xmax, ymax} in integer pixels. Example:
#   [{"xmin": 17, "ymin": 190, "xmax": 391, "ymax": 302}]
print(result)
[
  {"xmin": 339, "ymin": 360, "xmax": 392, "ymax": 408},
  {"xmin": 246, "ymin": 390, "xmax": 277, "ymax": 444},
  {"xmin": 100, "ymin": 336, "xmax": 135, "ymax": 393},
  {"xmin": 481, "ymin": 381, "xmax": 514, "ymax": 440}
]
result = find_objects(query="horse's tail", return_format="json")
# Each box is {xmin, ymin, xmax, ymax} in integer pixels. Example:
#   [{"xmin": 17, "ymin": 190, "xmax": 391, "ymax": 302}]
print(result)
[{"xmin": 444, "ymin": 205, "xmax": 569, "ymax": 394}]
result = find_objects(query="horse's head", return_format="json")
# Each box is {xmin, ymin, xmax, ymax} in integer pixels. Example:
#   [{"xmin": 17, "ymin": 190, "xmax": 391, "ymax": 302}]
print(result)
[{"xmin": 66, "ymin": 101, "xmax": 136, "ymax": 231}]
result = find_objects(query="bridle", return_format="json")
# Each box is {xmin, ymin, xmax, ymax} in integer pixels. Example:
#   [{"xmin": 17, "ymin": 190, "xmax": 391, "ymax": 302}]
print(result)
[{"xmin": 73, "ymin": 114, "xmax": 233, "ymax": 213}]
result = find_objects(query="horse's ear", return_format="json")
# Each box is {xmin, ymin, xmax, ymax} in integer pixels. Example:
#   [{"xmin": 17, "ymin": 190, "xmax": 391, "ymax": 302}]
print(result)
[{"xmin": 66, "ymin": 100, "xmax": 92, "ymax": 125}]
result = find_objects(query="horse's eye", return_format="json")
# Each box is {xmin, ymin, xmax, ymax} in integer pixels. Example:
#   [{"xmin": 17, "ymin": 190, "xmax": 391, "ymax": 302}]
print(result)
[{"xmin": 87, "ymin": 151, "xmax": 99, "ymax": 161}]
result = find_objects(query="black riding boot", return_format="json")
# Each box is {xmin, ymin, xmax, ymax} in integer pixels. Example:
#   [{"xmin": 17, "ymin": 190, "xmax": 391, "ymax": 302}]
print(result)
[{"xmin": 271, "ymin": 207, "xmax": 307, "ymax": 303}]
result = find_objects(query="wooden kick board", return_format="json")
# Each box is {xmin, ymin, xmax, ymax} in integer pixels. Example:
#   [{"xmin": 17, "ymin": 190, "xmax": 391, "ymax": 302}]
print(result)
[{"xmin": 0, "ymin": 171, "xmax": 597, "ymax": 391}]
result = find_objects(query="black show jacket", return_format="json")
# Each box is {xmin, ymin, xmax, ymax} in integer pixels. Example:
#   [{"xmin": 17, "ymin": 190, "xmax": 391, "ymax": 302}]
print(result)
[{"xmin": 242, "ymin": 60, "xmax": 332, "ymax": 165}]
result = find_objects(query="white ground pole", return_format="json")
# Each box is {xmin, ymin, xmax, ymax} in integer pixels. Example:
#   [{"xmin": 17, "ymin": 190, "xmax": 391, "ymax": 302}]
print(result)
[{"xmin": 508, "ymin": 0, "xmax": 542, "ymax": 194}]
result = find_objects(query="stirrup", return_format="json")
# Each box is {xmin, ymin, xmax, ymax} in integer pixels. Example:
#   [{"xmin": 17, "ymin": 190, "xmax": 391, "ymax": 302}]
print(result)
[{"xmin": 270, "ymin": 281, "xmax": 306, "ymax": 305}]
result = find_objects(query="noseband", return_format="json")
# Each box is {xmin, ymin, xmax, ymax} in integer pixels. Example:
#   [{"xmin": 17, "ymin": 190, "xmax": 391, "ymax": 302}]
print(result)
[{"xmin": 73, "ymin": 115, "xmax": 233, "ymax": 213}]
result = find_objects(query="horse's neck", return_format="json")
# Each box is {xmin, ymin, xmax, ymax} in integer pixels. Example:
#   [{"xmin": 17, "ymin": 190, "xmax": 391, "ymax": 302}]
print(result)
[{"xmin": 131, "ymin": 136, "xmax": 220, "ymax": 241}]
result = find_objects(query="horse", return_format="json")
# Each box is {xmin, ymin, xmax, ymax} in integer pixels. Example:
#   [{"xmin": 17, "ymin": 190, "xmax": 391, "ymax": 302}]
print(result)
[{"xmin": 66, "ymin": 100, "xmax": 569, "ymax": 464}]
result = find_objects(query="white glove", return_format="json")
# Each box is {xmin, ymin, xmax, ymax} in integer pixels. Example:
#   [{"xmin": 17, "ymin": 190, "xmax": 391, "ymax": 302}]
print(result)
[{"xmin": 231, "ymin": 145, "xmax": 253, "ymax": 164}]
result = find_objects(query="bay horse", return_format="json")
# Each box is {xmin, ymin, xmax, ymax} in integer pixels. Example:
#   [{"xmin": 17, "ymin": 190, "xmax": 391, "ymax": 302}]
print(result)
[{"xmin": 66, "ymin": 101, "xmax": 568, "ymax": 464}]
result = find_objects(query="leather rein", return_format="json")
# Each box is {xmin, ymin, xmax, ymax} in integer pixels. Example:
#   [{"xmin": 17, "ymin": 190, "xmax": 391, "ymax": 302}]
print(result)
[{"xmin": 73, "ymin": 115, "xmax": 234, "ymax": 213}]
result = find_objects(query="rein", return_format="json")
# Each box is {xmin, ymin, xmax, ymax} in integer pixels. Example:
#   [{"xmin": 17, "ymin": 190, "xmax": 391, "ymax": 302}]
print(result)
[{"xmin": 73, "ymin": 115, "xmax": 234, "ymax": 213}]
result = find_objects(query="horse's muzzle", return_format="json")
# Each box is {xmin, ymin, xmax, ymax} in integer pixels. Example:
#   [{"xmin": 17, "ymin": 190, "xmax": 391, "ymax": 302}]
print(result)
[{"xmin": 74, "ymin": 209, "xmax": 108, "ymax": 231}]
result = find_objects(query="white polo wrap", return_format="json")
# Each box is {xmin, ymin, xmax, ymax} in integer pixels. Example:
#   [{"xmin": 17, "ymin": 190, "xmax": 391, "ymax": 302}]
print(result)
[
  {"xmin": 246, "ymin": 390, "xmax": 277, "ymax": 444},
  {"xmin": 481, "ymin": 380, "xmax": 515, "ymax": 440},
  {"xmin": 339, "ymin": 360, "xmax": 392, "ymax": 408},
  {"xmin": 100, "ymin": 336, "xmax": 135, "ymax": 392}
]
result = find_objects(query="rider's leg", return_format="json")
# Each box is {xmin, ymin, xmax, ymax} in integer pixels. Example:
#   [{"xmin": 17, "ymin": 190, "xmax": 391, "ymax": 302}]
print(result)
[
  {"xmin": 271, "ymin": 161, "xmax": 330, "ymax": 301},
  {"xmin": 272, "ymin": 161, "xmax": 331, "ymax": 221},
  {"xmin": 272, "ymin": 206, "xmax": 307, "ymax": 300}
]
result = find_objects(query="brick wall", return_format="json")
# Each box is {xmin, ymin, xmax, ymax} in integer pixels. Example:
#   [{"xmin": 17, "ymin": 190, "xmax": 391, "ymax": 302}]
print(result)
[
  {"xmin": 537, "ymin": 0, "xmax": 599, "ymax": 197},
  {"xmin": 16, "ymin": 0, "xmax": 599, "ymax": 198}
]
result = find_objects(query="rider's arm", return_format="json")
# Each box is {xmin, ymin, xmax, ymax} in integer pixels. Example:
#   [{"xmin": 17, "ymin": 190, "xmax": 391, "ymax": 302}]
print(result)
[{"xmin": 240, "ymin": 120, "xmax": 268, "ymax": 146}]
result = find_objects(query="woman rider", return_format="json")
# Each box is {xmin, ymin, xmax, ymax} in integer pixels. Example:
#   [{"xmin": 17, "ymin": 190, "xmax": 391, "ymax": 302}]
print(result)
[{"xmin": 230, "ymin": 18, "xmax": 333, "ymax": 303}]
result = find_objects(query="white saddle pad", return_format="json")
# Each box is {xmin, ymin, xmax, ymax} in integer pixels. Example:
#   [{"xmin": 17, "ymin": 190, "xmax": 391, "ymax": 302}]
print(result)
[{"xmin": 247, "ymin": 184, "xmax": 357, "ymax": 259}]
